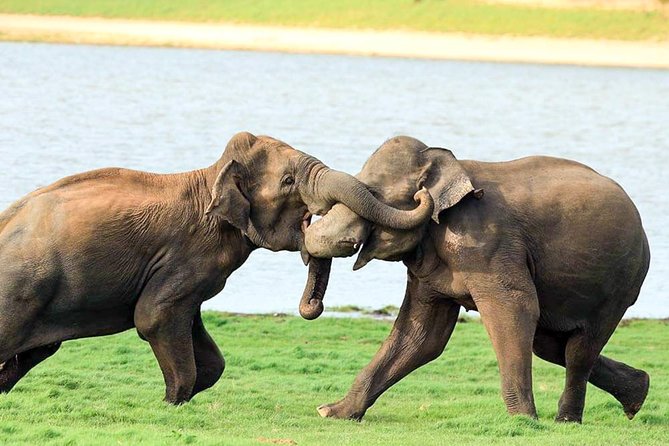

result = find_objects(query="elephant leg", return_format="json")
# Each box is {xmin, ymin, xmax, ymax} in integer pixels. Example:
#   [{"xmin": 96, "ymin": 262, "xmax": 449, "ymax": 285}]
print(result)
[
  {"xmin": 555, "ymin": 332, "xmax": 602, "ymax": 422},
  {"xmin": 590, "ymin": 357, "xmax": 649, "ymax": 420},
  {"xmin": 135, "ymin": 294, "xmax": 197, "ymax": 405},
  {"xmin": 556, "ymin": 312, "xmax": 631, "ymax": 424},
  {"xmin": 318, "ymin": 274, "xmax": 460, "ymax": 421},
  {"xmin": 533, "ymin": 328, "xmax": 649, "ymax": 420},
  {"xmin": 0, "ymin": 343, "xmax": 62, "ymax": 393},
  {"xmin": 472, "ymin": 279, "xmax": 539, "ymax": 418},
  {"xmin": 190, "ymin": 312, "xmax": 225, "ymax": 399}
]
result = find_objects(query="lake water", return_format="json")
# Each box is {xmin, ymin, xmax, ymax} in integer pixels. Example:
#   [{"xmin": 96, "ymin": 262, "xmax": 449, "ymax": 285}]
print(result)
[{"xmin": 1, "ymin": 42, "xmax": 667, "ymax": 318}]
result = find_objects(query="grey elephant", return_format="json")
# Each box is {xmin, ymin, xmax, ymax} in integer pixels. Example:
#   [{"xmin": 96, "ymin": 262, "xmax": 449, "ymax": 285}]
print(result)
[
  {"xmin": 0, "ymin": 132, "xmax": 432, "ymax": 404},
  {"xmin": 304, "ymin": 136, "xmax": 650, "ymax": 423}
]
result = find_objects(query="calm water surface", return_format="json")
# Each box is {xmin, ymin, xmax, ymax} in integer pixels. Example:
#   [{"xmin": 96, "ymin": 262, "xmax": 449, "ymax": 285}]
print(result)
[{"xmin": 1, "ymin": 42, "xmax": 667, "ymax": 317}]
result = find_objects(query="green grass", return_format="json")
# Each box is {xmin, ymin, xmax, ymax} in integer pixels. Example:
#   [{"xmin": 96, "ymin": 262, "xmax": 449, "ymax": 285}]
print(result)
[
  {"xmin": 1, "ymin": 0, "xmax": 668, "ymax": 41},
  {"xmin": 0, "ymin": 313, "xmax": 667, "ymax": 445}
]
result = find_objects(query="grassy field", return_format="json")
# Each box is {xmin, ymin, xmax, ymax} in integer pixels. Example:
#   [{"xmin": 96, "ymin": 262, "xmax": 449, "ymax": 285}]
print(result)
[
  {"xmin": 0, "ymin": 0, "xmax": 667, "ymax": 41},
  {"xmin": 0, "ymin": 313, "xmax": 666, "ymax": 445}
]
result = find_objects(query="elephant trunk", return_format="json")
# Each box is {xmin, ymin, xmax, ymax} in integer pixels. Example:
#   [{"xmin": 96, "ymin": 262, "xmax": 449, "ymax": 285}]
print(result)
[
  {"xmin": 316, "ymin": 170, "xmax": 433, "ymax": 230},
  {"xmin": 299, "ymin": 257, "xmax": 332, "ymax": 320}
]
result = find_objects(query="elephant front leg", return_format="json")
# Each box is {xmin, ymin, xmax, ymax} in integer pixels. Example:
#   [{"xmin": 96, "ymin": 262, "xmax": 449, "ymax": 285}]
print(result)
[
  {"xmin": 473, "ymin": 280, "xmax": 540, "ymax": 418},
  {"xmin": 135, "ymin": 293, "xmax": 198, "ymax": 405},
  {"xmin": 318, "ymin": 274, "xmax": 460, "ymax": 420},
  {"xmin": 190, "ymin": 311, "xmax": 225, "ymax": 399}
]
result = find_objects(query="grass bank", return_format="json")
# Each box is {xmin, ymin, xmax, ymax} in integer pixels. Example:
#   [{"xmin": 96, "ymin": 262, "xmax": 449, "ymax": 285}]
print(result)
[
  {"xmin": 0, "ymin": 0, "xmax": 667, "ymax": 41},
  {"xmin": 0, "ymin": 313, "xmax": 667, "ymax": 445}
]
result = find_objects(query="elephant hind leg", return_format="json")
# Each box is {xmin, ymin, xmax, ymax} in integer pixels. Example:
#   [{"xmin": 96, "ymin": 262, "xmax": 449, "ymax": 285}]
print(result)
[
  {"xmin": 190, "ymin": 312, "xmax": 225, "ymax": 399},
  {"xmin": 0, "ymin": 342, "xmax": 62, "ymax": 393},
  {"xmin": 555, "ymin": 300, "xmax": 633, "ymax": 424},
  {"xmin": 534, "ymin": 327, "xmax": 649, "ymax": 421},
  {"xmin": 590, "ymin": 356, "xmax": 649, "ymax": 420},
  {"xmin": 556, "ymin": 330, "xmax": 607, "ymax": 423}
]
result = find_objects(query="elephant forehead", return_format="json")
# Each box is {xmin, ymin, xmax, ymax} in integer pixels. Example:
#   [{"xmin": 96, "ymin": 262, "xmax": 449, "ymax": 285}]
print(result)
[
  {"xmin": 359, "ymin": 151, "xmax": 424, "ymax": 187},
  {"xmin": 256, "ymin": 135, "xmax": 289, "ymax": 149},
  {"xmin": 363, "ymin": 151, "xmax": 422, "ymax": 176},
  {"xmin": 358, "ymin": 171, "xmax": 418, "ymax": 207},
  {"xmin": 249, "ymin": 138, "xmax": 298, "ymax": 165}
]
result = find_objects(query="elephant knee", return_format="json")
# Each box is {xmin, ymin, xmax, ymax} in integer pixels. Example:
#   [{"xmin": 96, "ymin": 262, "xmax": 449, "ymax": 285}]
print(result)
[
  {"xmin": 192, "ymin": 352, "xmax": 225, "ymax": 396},
  {"xmin": 415, "ymin": 332, "xmax": 448, "ymax": 363},
  {"xmin": 423, "ymin": 343, "xmax": 446, "ymax": 363},
  {"xmin": 134, "ymin": 311, "xmax": 163, "ymax": 340}
]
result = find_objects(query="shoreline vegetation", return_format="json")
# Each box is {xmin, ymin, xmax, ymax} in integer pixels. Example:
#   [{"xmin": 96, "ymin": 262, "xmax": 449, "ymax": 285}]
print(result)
[
  {"xmin": 1, "ymin": 0, "xmax": 668, "ymax": 40},
  {"xmin": 0, "ymin": 312, "xmax": 667, "ymax": 444},
  {"xmin": 0, "ymin": 0, "xmax": 668, "ymax": 69}
]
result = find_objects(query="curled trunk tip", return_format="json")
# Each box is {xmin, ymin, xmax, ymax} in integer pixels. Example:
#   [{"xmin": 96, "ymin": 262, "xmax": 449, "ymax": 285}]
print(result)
[{"xmin": 299, "ymin": 257, "xmax": 332, "ymax": 320}]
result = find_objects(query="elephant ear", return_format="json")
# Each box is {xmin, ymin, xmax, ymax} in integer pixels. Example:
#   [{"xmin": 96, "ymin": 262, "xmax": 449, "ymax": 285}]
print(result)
[
  {"xmin": 420, "ymin": 147, "xmax": 475, "ymax": 223},
  {"xmin": 205, "ymin": 160, "xmax": 250, "ymax": 232},
  {"xmin": 225, "ymin": 131, "xmax": 258, "ymax": 158}
]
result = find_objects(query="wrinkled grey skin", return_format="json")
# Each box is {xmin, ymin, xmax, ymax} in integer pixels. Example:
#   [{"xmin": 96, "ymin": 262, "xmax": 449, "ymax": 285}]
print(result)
[
  {"xmin": 0, "ymin": 132, "xmax": 432, "ymax": 405},
  {"xmin": 305, "ymin": 136, "xmax": 651, "ymax": 423}
]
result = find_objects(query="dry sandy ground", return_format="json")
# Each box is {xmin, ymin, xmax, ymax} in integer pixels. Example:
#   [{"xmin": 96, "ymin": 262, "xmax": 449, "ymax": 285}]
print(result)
[{"xmin": 1, "ymin": 14, "xmax": 668, "ymax": 69}]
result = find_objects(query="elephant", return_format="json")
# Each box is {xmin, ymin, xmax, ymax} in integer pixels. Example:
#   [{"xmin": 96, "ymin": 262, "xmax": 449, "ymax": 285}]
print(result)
[
  {"xmin": 304, "ymin": 136, "xmax": 651, "ymax": 423},
  {"xmin": 0, "ymin": 131, "xmax": 433, "ymax": 404}
]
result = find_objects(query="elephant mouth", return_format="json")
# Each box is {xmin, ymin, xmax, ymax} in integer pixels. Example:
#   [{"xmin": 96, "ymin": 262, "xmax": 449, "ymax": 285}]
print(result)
[
  {"xmin": 301, "ymin": 211, "xmax": 312, "ymax": 234},
  {"xmin": 300, "ymin": 211, "xmax": 313, "ymax": 265},
  {"xmin": 335, "ymin": 238, "xmax": 362, "ymax": 255}
]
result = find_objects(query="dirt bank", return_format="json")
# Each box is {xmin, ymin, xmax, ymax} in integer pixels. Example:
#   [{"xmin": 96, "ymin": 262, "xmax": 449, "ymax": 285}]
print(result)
[{"xmin": 1, "ymin": 14, "xmax": 668, "ymax": 69}]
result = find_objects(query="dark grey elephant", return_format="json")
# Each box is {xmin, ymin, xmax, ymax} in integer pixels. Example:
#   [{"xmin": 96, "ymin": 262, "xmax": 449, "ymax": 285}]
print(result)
[
  {"xmin": 305, "ymin": 136, "xmax": 650, "ymax": 423},
  {"xmin": 0, "ymin": 132, "xmax": 432, "ymax": 404}
]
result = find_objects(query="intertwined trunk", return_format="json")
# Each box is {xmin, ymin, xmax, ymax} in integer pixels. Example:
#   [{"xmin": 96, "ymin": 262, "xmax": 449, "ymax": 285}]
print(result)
[
  {"xmin": 316, "ymin": 169, "xmax": 433, "ymax": 230},
  {"xmin": 298, "ymin": 160, "xmax": 433, "ymax": 320}
]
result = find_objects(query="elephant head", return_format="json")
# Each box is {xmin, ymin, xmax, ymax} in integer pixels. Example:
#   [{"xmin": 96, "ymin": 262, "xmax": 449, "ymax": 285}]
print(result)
[
  {"xmin": 205, "ymin": 132, "xmax": 435, "ymax": 319},
  {"xmin": 304, "ymin": 136, "xmax": 475, "ymax": 270}
]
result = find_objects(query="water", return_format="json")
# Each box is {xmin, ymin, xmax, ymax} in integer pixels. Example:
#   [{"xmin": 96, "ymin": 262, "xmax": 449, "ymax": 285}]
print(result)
[{"xmin": 1, "ymin": 42, "xmax": 667, "ymax": 318}]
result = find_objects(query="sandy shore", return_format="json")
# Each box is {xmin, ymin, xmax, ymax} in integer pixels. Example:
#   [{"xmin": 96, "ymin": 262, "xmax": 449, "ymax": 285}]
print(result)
[{"xmin": 1, "ymin": 14, "xmax": 668, "ymax": 69}]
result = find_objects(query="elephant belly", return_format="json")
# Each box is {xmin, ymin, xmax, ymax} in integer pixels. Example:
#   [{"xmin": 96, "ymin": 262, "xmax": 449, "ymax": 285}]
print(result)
[
  {"xmin": 533, "ymin": 258, "xmax": 642, "ymax": 333},
  {"xmin": 28, "ymin": 306, "xmax": 136, "ymax": 348},
  {"xmin": 535, "ymin": 286, "xmax": 604, "ymax": 332}
]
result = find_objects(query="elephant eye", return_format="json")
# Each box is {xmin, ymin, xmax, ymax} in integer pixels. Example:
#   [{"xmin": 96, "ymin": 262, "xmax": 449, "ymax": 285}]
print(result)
[{"xmin": 282, "ymin": 175, "xmax": 295, "ymax": 186}]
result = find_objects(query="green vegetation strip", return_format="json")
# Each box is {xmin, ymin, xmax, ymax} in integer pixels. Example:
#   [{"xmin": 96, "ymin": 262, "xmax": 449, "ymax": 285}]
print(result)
[
  {"xmin": 1, "ymin": 0, "xmax": 668, "ymax": 41},
  {"xmin": 0, "ymin": 313, "xmax": 667, "ymax": 445}
]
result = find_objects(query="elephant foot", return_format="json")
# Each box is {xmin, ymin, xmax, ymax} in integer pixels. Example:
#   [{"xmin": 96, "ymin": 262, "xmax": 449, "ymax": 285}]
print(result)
[
  {"xmin": 164, "ymin": 395, "xmax": 190, "ymax": 405},
  {"xmin": 507, "ymin": 406, "xmax": 538, "ymax": 420},
  {"xmin": 0, "ymin": 357, "xmax": 20, "ymax": 393},
  {"xmin": 164, "ymin": 386, "xmax": 193, "ymax": 406},
  {"xmin": 618, "ymin": 370, "xmax": 650, "ymax": 420},
  {"xmin": 317, "ymin": 400, "xmax": 365, "ymax": 421},
  {"xmin": 555, "ymin": 393, "xmax": 583, "ymax": 424},
  {"xmin": 555, "ymin": 413, "xmax": 582, "ymax": 423}
]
